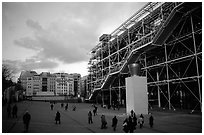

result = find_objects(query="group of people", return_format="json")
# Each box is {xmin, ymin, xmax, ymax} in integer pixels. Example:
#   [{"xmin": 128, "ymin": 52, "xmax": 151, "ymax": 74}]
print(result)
[
  {"xmin": 88, "ymin": 110, "xmax": 117, "ymax": 131},
  {"xmin": 6, "ymin": 102, "xmax": 154, "ymax": 133},
  {"xmin": 7, "ymin": 103, "xmax": 31, "ymax": 132},
  {"xmin": 87, "ymin": 107, "xmax": 154, "ymax": 132},
  {"xmin": 88, "ymin": 105, "xmax": 98, "ymax": 124},
  {"xmin": 88, "ymin": 105, "xmax": 118, "ymax": 131},
  {"xmin": 59, "ymin": 103, "xmax": 69, "ymax": 111},
  {"xmin": 51, "ymin": 102, "xmax": 77, "ymax": 111},
  {"xmin": 123, "ymin": 110, "xmax": 154, "ymax": 133},
  {"xmin": 7, "ymin": 104, "xmax": 18, "ymax": 118}
]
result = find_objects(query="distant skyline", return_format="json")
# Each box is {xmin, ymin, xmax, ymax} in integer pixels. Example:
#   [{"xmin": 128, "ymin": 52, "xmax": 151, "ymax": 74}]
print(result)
[{"xmin": 2, "ymin": 2, "xmax": 146, "ymax": 81}]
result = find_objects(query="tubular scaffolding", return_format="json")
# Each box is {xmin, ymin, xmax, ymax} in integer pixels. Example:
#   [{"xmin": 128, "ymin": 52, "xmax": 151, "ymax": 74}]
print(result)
[{"xmin": 87, "ymin": 2, "xmax": 202, "ymax": 111}]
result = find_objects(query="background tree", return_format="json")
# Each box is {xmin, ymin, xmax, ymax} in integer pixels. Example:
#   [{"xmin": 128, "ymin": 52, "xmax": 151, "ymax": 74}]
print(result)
[{"xmin": 2, "ymin": 64, "xmax": 15, "ymax": 95}]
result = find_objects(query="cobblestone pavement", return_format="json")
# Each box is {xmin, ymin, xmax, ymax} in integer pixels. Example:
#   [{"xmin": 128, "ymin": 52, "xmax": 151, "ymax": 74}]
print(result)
[{"xmin": 2, "ymin": 101, "xmax": 202, "ymax": 133}]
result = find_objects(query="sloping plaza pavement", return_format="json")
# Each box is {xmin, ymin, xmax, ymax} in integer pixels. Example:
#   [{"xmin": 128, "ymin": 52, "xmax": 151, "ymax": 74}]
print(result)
[{"xmin": 2, "ymin": 101, "xmax": 202, "ymax": 133}]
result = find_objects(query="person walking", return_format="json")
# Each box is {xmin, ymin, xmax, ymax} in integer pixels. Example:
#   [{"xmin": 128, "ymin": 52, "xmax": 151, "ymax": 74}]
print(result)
[
  {"xmin": 129, "ymin": 116, "xmax": 135, "ymax": 132},
  {"xmin": 65, "ymin": 103, "xmax": 68, "ymax": 110},
  {"xmin": 55, "ymin": 111, "xmax": 61, "ymax": 124},
  {"xmin": 7, "ymin": 104, "xmax": 11, "ymax": 118},
  {"xmin": 23, "ymin": 111, "xmax": 31, "ymax": 132},
  {"xmin": 149, "ymin": 113, "xmax": 154, "ymax": 128},
  {"xmin": 101, "ymin": 115, "xmax": 107, "ymax": 129},
  {"xmin": 130, "ymin": 110, "xmax": 137, "ymax": 130},
  {"xmin": 50, "ymin": 103, "xmax": 54, "ymax": 110},
  {"xmin": 88, "ymin": 111, "xmax": 93, "ymax": 124},
  {"xmin": 93, "ymin": 105, "xmax": 98, "ymax": 116},
  {"xmin": 130, "ymin": 110, "xmax": 136, "ymax": 117},
  {"xmin": 112, "ymin": 116, "xmax": 118, "ymax": 131},
  {"xmin": 12, "ymin": 104, "xmax": 18, "ymax": 118},
  {"xmin": 138, "ymin": 114, "xmax": 144, "ymax": 129},
  {"xmin": 61, "ymin": 103, "xmax": 64, "ymax": 108},
  {"xmin": 123, "ymin": 118, "xmax": 129, "ymax": 133}
]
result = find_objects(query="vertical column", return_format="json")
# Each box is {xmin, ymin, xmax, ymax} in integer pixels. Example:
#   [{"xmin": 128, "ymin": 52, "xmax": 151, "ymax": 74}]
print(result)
[
  {"xmin": 164, "ymin": 44, "xmax": 171, "ymax": 110},
  {"xmin": 190, "ymin": 16, "xmax": 202, "ymax": 111},
  {"xmin": 109, "ymin": 85, "xmax": 112, "ymax": 106},
  {"xmin": 157, "ymin": 71, "xmax": 161, "ymax": 107}
]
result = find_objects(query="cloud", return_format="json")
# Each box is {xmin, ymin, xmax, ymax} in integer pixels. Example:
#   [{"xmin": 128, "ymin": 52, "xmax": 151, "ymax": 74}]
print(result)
[
  {"xmin": 12, "ymin": 2, "xmax": 147, "ymax": 69},
  {"xmin": 14, "ymin": 18, "xmax": 96, "ymax": 64},
  {"xmin": 14, "ymin": 37, "xmax": 41, "ymax": 51},
  {"xmin": 26, "ymin": 19, "xmax": 42, "ymax": 31},
  {"xmin": 3, "ymin": 58, "xmax": 59, "ymax": 74}
]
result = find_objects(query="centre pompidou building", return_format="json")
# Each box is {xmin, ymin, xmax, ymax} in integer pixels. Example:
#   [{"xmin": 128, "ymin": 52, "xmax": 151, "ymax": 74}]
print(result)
[{"xmin": 87, "ymin": 2, "xmax": 202, "ymax": 111}]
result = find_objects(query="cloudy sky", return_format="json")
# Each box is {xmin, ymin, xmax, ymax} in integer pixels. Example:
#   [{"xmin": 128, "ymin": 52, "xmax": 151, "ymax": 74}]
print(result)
[{"xmin": 2, "ymin": 2, "xmax": 146, "ymax": 81}]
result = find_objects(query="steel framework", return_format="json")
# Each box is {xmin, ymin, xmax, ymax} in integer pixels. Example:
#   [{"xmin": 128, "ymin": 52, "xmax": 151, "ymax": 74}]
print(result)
[{"xmin": 87, "ymin": 2, "xmax": 202, "ymax": 111}]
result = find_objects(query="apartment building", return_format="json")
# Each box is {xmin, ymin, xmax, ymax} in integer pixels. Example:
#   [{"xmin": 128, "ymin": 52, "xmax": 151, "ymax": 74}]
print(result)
[
  {"xmin": 49, "ymin": 74, "xmax": 56, "ymax": 95},
  {"xmin": 40, "ymin": 72, "xmax": 50, "ymax": 92},
  {"xmin": 26, "ymin": 77, "xmax": 33, "ymax": 96},
  {"xmin": 55, "ymin": 73, "xmax": 74, "ymax": 96},
  {"xmin": 19, "ymin": 71, "xmax": 80, "ymax": 97},
  {"xmin": 70, "ymin": 73, "xmax": 81, "ymax": 97},
  {"xmin": 33, "ymin": 74, "xmax": 41, "ymax": 95},
  {"xmin": 19, "ymin": 71, "xmax": 37, "ymax": 90}
]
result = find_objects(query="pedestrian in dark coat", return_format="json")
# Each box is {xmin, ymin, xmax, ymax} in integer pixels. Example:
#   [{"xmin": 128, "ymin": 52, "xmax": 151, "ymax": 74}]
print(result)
[
  {"xmin": 93, "ymin": 105, "xmax": 98, "ymax": 116},
  {"xmin": 129, "ymin": 116, "xmax": 135, "ymax": 132},
  {"xmin": 7, "ymin": 104, "xmax": 12, "ymax": 118},
  {"xmin": 88, "ymin": 111, "xmax": 93, "ymax": 124},
  {"xmin": 130, "ymin": 110, "xmax": 137, "ymax": 129},
  {"xmin": 65, "ymin": 103, "xmax": 68, "ymax": 110},
  {"xmin": 12, "ymin": 104, "xmax": 18, "ymax": 118},
  {"xmin": 61, "ymin": 103, "xmax": 64, "ymax": 108},
  {"xmin": 50, "ymin": 104, "xmax": 54, "ymax": 110},
  {"xmin": 112, "ymin": 116, "xmax": 118, "ymax": 131},
  {"xmin": 23, "ymin": 111, "xmax": 31, "ymax": 132},
  {"xmin": 101, "ymin": 115, "xmax": 107, "ymax": 129},
  {"xmin": 64, "ymin": 103, "xmax": 68, "ymax": 111},
  {"xmin": 123, "ymin": 118, "xmax": 129, "ymax": 133},
  {"xmin": 149, "ymin": 113, "xmax": 154, "ymax": 128},
  {"xmin": 55, "ymin": 111, "xmax": 61, "ymax": 124}
]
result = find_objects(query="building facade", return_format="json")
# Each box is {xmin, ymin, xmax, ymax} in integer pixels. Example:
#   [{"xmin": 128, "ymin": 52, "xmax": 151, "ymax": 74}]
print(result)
[
  {"xmin": 19, "ymin": 71, "xmax": 79, "ymax": 97},
  {"xmin": 81, "ymin": 76, "xmax": 88, "ymax": 98},
  {"xmin": 32, "ymin": 75, "xmax": 41, "ymax": 95},
  {"xmin": 19, "ymin": 71, "xmax": 38, "ymax": 91},
  {"xmin": 88, "ymin": 2, "xmax": 202, "ymax": 111},
  {"xmin": 26, "ymin": 77, "xmax": 33, "ymax": 96},
  {"xmin": 70, "ymin": 73, "xmax": 81, "ymax": 97},
  {"xmin": 55, "ymin": 73, "xmax": 74, "ymax": 96},
  {"xmin": 40, "ymin": 72, "xmax": 50, "ymax": 92},
  {"xmin": 49, "ymin": 74, "xmax": 56, "ymax": 95}
]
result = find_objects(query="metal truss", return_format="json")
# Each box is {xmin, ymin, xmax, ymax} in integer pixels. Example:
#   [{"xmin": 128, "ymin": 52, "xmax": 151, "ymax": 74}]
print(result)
[
  {"xmin": 87, "ymin": 2, "xmax": 202, "ymax": 111},
  {"xmin": 144, "ymin": 5, "xmax": 202, "ymax": 111}
]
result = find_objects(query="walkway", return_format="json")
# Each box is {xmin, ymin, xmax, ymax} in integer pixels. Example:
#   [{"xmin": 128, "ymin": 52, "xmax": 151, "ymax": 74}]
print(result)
[{"xmin": 2, "ymin": 101, "xmax": 202, "ymax": 133}]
